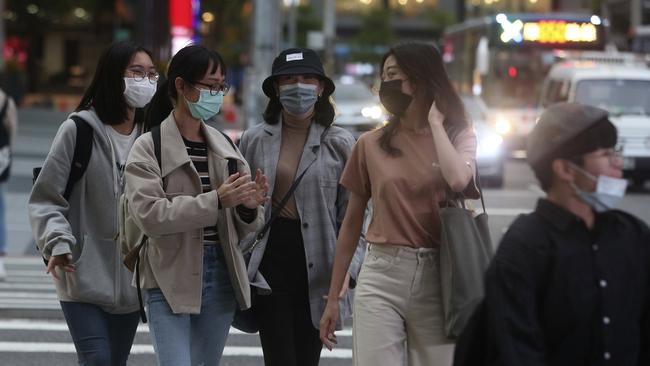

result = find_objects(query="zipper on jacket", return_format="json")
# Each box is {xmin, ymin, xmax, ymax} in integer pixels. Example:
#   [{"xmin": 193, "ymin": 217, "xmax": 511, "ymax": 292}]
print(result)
[{"xmin": 103, "ymin": 124, "xmax": 121, "ymax": 306}]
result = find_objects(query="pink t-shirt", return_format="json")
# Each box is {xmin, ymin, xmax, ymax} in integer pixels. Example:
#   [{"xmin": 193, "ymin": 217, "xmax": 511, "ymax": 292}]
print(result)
[{"xmin": 341, "ymin": 126, "xmax": 477, "ymax": 248}]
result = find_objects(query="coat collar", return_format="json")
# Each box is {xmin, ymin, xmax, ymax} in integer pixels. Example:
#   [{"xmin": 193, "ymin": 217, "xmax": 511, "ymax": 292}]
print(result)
[
  {"xmin": 259, "ymin": 118, "xmax": 327, "ymax": 191},
  {"xmin": 159, "ymin": 112, "xmax": 241, "ymax": 177},
  {"xmin": 535, "ymin": 198, "xmax": 584, "ymax": 232}
]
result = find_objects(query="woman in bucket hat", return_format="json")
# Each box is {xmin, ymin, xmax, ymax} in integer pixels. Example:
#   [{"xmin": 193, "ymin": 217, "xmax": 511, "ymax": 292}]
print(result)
[{"xmin": 239, "ymin": 48, "xmax": 366, "ymax": 366}]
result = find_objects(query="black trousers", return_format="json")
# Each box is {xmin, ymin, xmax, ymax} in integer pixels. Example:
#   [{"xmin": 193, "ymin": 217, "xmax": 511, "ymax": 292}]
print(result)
[{"xmin": 255, "ymin": 217, "xmax": 322, "ymax": 366}]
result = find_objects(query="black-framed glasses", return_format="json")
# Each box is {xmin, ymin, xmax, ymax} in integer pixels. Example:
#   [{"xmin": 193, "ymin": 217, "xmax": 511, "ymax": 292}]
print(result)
[
  {"xmin": 194, "ymin": 81, "xmax": 230, "ymax": 96},
  {"xmin": 126, "ymin": 66, "xmax": 159, "ymax": 84}
]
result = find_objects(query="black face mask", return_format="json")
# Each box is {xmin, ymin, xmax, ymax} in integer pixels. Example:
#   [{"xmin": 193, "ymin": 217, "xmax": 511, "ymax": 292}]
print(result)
[{"xmin": 379, "ymin": 79, "xmax": 413, "ymax": 117}]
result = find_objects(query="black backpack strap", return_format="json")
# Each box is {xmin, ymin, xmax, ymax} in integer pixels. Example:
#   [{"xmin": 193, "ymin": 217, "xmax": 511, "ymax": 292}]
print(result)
[
  {"xmin": 151, "ymin": 125, "xmax": 162, "ymax": 171},
  {"xmin": 63, "ymin": 116, "xmax": 93, "ymax": 200},
  {"xmin": 219, "ymin": 130, "xmax": 237, "ymax": 150}
]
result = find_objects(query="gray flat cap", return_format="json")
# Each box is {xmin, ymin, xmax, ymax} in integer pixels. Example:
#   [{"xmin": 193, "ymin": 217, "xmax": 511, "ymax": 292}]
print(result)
[{"xmin": 527, "ymin": 103, "xmax": 613, "ymax": 167}]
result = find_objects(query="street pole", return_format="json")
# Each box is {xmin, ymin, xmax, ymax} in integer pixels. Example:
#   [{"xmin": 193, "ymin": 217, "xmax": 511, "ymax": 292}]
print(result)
[
  {"xmin": 0, "ymin": 0, "xmax": 5, "ymax": 73},
  {"xmin": 244, "ymin": 0, "xmax": 281, "ymax": 129},
  {"xmin": 323, "ymin": 0, "xmax": 335, "ymax": 75},
  {"xmin": 288, "ymin": 1, "xmax": 297, "ymax": 48},
  {"xmin": 631, "ymin": 0, "xmax": 641, "ymax": 30}
]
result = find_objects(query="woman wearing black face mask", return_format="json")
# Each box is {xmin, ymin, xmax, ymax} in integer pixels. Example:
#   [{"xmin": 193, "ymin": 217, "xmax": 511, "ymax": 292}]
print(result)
[
  {"xmin": 238, "ymin": 48, "xmax": 366, "ymax": 366},
  {"xmin": 320, "ymin": 42, "xmax": 479, "ymax": 365}
]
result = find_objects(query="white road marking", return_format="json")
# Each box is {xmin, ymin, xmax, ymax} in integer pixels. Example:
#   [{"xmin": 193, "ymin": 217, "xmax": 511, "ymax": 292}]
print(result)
[
  {"xmin": 484, "ymin": 208, "xmax": 532, "ymax": 216},
  {"xmin": 0, "ymin": 319, "xmax": 354, "ymax": 337},
  {"xmin": 0, "ymin": 342, "xmax": 353, "ymax": 358}
]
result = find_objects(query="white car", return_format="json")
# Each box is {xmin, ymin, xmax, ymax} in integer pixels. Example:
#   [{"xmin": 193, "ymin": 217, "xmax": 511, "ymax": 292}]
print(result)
[
  {"xmin": 541, "ymin": 58, "xmax": 650, "ymax": 187},
  {"xmin": 461, "ymin": 95, "xmax": 506, "ymax": 188},
  {"xmin": 333, "ymin": 78, "xmax": 386, "ymax": 138}
]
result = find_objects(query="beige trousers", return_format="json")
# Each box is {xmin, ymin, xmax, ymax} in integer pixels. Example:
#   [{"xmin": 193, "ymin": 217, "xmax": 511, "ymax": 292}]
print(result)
[{"xmin": 353, "ymin": 244, "xmax": 454, "ymax": 366}]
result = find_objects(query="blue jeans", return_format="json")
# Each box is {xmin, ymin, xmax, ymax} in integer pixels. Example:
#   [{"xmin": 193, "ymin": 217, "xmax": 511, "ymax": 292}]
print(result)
[
  {"xmin": 146, "ymin": 245, "xmax": 237, "ymax": 366},
  {"xmin": 0, "ymin": 184, "xmax": 6, "ymax": 255},
  {"xmin": 60, "ymin": 301, "xmax": 140, "ymax": 366}
]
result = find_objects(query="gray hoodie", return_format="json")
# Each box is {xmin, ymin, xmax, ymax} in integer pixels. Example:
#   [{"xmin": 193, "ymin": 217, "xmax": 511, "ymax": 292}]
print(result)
[{"xmin": 28, "ymin": 109, "xmax": 138, "ymax": 314}]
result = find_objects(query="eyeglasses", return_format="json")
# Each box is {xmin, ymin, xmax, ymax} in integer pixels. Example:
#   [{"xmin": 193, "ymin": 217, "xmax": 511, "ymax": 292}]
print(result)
[
  {"xmin": 193, "ymin": 81, "xmax": 230, "ymax": 96},
  {"xmin": 126, "ymin": 66, "xmax": 159, "ymax": 84},
  {"xmin": 585, "ymin": 145, "xmax": 624, "ymax": 165}
]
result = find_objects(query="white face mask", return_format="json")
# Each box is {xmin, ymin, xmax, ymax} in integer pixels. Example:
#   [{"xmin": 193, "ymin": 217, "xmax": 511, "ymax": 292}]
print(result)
[
  {"xmin": 123, "ymin": 77, "xmax": 157, "ymax": 108},
  {"xmin": 570, "ymin": 163, "xmax": 627, "ymax": 213}
]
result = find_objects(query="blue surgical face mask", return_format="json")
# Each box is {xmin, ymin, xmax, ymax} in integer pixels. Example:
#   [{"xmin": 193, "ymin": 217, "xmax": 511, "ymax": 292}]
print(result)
[
  {"xmin": 570, "ymin": 163, "xmax": 627, "ymax": 213},
  {"xmin": 279, "ymin": 82, "xmax": 319, "ymax": 116},
  {"xmin": 185, "ymin": 87, "xmax": 223, "ymax": 121}
]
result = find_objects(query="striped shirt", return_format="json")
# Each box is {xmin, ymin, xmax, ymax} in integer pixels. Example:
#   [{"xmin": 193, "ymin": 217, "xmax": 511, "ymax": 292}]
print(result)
[{"xmin": 183, "ymin": 137, "xmax": 220, "ymax": 245}]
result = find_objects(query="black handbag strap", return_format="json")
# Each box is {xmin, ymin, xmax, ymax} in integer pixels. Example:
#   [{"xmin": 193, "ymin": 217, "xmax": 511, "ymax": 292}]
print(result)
[
  {"xmin": 246, "ymin": 126, "xmax": 330, "ymax": 253},
  {"xmin": 449, "ymin": 164, "xmax": 487, "ymax": 213}
]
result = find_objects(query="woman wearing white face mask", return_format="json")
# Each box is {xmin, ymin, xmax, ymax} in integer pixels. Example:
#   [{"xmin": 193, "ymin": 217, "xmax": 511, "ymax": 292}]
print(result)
[
  {"xmin": 29, "ymin": 41, "xmax": 156, "ymax": 365},
  {"xmin": 238, "ymin": 48, "xmax": 366, "ymax": 366}
]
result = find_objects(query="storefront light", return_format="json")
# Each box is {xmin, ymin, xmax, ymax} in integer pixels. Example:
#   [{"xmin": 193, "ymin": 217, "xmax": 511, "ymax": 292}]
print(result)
[
  {"xmin": 202, "ymin": 12, "xmax": 215, "ymax": 23},
  {"xmin": 26, "ymin": 4, "xmax": 39, "ymax": 15},
  {"xmin": 73, "ymin": 8, "xmax": 87, "ymax": 19}
]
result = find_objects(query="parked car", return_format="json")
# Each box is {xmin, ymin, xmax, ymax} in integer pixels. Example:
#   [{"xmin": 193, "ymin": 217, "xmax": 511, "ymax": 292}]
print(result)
[
  {"xmin": 540, "ymin": 56, "xmax": 650, "ymax": 188},
  {"xmin": 332, "ymin": 77, "xmax": 386, "ymax": 138},
  {"xmin": 461, "ymin": 94, "xmax": 506, "ymax": 188}
]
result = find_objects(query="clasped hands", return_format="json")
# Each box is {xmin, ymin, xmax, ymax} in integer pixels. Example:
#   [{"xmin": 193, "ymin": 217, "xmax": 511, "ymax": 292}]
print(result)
[{"xmin": 217, "ymin": 168, "xmax": 269, "ymax": 209}]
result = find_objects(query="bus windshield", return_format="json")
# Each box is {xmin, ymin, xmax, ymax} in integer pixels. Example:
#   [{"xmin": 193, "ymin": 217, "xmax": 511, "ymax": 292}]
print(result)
[{"xmin": 574, "ymin": 79, "xmax": 650, "ymax": 116}]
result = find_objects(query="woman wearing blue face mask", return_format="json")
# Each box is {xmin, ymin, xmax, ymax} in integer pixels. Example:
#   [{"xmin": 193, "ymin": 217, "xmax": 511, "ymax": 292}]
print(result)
[
  {"xmin": 124, "ymin": 44, "xmax": 267, "ymax": 366},
  {"xmin": 238, "ymin": 48, "xmax": 366, "ymax": 366}
]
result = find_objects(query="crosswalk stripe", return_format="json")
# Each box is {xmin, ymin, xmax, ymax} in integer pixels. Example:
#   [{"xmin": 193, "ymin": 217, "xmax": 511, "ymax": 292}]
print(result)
[
  {"xmin": 0, "ymin": 319, "xmax": 355, "ymax": 337},
  {"xmin": 0, "ymin": 283, "xmax": 55, "ymax": 290},
  {"xmin": 4, "ymin": 270, "xmax": 51, "ymax": 277},
  {"xmin": 0, "ymin": 292, "xmax": 58, "ymax": 299},
  {"xmin": 0, "ymin": 342, "xmax": 353, "ymax": 358}
]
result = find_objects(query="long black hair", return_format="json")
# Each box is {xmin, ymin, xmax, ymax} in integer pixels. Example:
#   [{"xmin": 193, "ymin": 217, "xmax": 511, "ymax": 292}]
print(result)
[
  {"xmin": 379, "ymin": 42, "xmax": 469, "ymax": 156},
  {"xmin": 262, "ymin": 85, "xmax": 335, "ymax": 127},
  {"xmin": 145, "ymin": 45, "xmax": 226, "ymax": 130},
  {"xmin": 76, "ymin": 41, "xmax": 152, "ymax": 125}
]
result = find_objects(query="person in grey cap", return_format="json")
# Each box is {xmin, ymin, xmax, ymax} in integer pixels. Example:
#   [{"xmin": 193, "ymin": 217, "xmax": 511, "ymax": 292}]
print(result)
[
  {"xmin": 453, "ymin": 102, "xmax": 650, "ymax": 366},
  {"xmin": 238, "ymin": 48, "xmax": 366, "ymax": 366}
]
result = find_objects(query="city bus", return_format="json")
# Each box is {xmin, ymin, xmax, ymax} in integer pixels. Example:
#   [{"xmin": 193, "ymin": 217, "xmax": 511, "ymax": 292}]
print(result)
[{"xmin": 443, "ymin": 13, "xmax": 608, "ymax": 152}]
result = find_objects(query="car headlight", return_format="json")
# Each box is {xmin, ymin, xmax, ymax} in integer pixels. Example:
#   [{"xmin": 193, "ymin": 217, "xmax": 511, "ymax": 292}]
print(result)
[
  {"xmin": 361, "ymin": 105, "xmax": 384, "ymax": 120},
  {"xmin": 477, "ymin": 134, "xmax": 503, "ymax": 157},
  {"xmin": 495, "ymin": 117, "xmax": 512, "ymax": 135}
]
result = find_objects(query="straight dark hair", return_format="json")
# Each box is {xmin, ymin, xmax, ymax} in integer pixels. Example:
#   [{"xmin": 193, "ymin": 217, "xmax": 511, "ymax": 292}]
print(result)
[
  {"xmin": 379, "ymin": 42, "xmax": 469, "ymax": 156},
  {"xmin": 145, "ymin": 45, "xmax": 226, "ymax": 130},
  {"xmin": 262, "ymin": 85, "xmax": 335, "ymax": 127},
  {"xmin": 76, "ymin": 41, "xmax": 152, "ymax": 125}
]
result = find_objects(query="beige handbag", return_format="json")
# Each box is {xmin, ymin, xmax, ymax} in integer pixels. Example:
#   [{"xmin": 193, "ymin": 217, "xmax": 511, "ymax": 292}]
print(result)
[{"xmin": 439, "ymin": 174, "xmax": 493, "ymax": 339}]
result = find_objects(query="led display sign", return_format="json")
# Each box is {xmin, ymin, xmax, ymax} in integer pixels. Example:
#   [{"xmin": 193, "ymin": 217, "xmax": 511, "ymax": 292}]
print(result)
[{"xmin": 499, "ymin": 19, "xmax": 599, "ymax": 44}]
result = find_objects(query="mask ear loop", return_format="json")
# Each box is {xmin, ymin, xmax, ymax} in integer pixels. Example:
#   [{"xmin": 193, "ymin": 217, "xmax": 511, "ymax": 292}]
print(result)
[{"xmin": 568, "ymin": 162, "xmax": 598, "ymax": 182}]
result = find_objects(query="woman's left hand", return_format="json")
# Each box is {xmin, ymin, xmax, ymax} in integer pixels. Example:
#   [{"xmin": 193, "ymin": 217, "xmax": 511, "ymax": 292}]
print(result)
[
  {"xmin": 242, "ymin": 169, "xmax": 269, "ymax": 209},
  {"xmin": 428, "ymin": 101, "xmax": 445, "ymax": 128}
]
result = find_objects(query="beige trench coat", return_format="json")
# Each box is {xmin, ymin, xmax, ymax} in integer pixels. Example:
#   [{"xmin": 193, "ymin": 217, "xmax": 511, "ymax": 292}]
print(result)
[{"xmin": 124, "ymin": 113, "xmax": 264, "ymax": 314}]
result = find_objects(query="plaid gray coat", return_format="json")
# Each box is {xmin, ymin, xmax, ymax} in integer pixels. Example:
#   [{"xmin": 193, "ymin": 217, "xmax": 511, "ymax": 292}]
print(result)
[{"xmin": 239, "ymin": 121, "xmax": 366, "ymax": 329}]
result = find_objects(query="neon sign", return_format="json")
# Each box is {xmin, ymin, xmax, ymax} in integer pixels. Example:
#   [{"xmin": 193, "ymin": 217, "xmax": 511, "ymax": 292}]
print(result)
[{"xmin": 499, "ymin": 18, "xmax": 598, "ymax": 44}]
